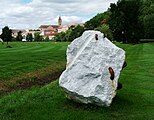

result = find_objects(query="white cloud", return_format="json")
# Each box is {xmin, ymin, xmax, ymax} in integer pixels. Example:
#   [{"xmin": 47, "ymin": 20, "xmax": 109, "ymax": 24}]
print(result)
[
  {"xmin": 0, "ymin": 0, "xmax": 118, "ymax": 32},
  {"xmin": 53, "ymin": 16, "xmax": 83, "ymax": 25}
]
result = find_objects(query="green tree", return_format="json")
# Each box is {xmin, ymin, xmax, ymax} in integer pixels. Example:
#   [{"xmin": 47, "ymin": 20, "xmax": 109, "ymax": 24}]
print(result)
[
  {"xmin": 139, "ymin": 0, "xmax": 154, "ymax": 38},
  {"xmin": 109, "ymin": 0, "xmax": 141, "ymax": 43},
  {"xmin": 54, "ymin": 32, "xmax": 66, "ymax": 42},
  {"xmin": 44, "ymin": 36, "xmax": 50, "ymax": 41},
  {"xmin": 11, "ymin": 37, "xmax": 16, "ymax": 42},
  {"xmin": 16, "ymin": 31, "xmax": 23, "ymax": 41},
  {"xmin": 95, "ymin": 24, "xmax": 113, "ymax": 41},
  {"xmin": 34, "ymin": 32, "xmax": 43, "ymax": 41},
  {"xmin": 69, "ymin": 25, "xmax": 85, "ymax": 41},
  {"xmin": 26, "ymin": 33, "xmax": 33, "ymax": 42},
  {"xmin": 65, "ymin": 29, "xmax": 72, "ymax": 41},
  {"xmin": 1, "ymin": 26, "xmax": 12, "ymax": 45}
]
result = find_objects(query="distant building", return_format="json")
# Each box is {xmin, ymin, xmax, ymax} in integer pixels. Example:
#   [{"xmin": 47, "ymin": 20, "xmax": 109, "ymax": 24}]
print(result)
[
  {"xmin": 58, "ymin": 16, "xmax": 62, "ymax": 26},
  {"xmin": 11, "ymin": 29, "xmax": 27, "ymax": 38},
  {"xmin": 11, "ymin": 16, "xmax": 84, "ymax": 41},
  {"xmin": 58, "ymin": 24, "xmax": 69, "ymax": 33},
  {"xmin": 11, "ymin": 29, "xmax": 40, "ymax": 41},
  {"xmin": 39, "ymin": 16, "xmax": 84, "ymax": 39},
  {"xmin": 39, "ymin": 25, "xmax": 59, "ymax": 39},
  {"xmin": 58, "ymin": 23, "xmax": 84, "ymax": 33},
  {"xmin": 27, "ymin": 29, "xmax": 40, "ymax": 38}
]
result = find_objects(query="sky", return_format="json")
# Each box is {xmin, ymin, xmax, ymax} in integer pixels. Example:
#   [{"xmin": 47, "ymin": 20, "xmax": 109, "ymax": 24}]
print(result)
[{"xmin": 0, "ymin": 0, "xmax": 118, "ymax": 32}]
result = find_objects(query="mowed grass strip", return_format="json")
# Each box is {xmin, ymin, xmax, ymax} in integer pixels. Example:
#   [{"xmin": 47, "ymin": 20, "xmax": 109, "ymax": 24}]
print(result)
[
  {"xmin": 0, "ymin": 42, "xmax": 69, "ymax": 94},
  {"xmin": 0, "ymin": 43, "xmax": 154, "ymax": 120}
]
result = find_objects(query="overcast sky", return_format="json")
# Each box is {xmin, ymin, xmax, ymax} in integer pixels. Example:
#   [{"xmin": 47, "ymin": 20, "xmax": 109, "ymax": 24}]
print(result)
[{"xmin": 0, "ymin": 0, "xmax": 118, "ymax": 31}]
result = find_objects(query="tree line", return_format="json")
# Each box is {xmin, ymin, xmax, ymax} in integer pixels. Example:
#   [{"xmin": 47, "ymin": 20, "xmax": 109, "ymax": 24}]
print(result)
[{"xmin": 0, "ymin": 26, "xmax": 51, "ymax": 44}]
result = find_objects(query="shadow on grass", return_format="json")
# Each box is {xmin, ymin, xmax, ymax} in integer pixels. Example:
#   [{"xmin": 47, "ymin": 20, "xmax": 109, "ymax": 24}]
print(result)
[{"xmin": 62, "ymin": 92, "xmax": 135, "ymax": 112}]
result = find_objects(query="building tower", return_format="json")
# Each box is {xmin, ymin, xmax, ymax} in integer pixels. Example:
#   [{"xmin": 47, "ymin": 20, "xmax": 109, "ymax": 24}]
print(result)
[{"xmin": 58, "ymin": 16, "xmax": 62, "ymax": 26}]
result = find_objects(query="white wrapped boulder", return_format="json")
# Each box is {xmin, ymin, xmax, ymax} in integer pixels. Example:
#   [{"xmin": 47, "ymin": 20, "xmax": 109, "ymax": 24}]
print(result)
[{"xmin": 59, "ymin": 30, "xmax": 125, "ymax": 107}]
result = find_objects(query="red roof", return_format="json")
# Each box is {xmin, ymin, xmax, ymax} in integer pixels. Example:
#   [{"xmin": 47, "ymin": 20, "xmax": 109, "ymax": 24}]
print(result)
[
  {"xmin": 51, "ymin": 25, "xmax": 59, "ymax": 29},
  {"xmin": 11, "ymin": 29, "xmax": 26, "ymax": 33},
  {"xmin": 47, "ymin": 27, "xmax": 54, "ymax": 31},
  {"xmin": 44, "ymin": 30, "xmax": 58, "ymax": 36},
  {"xmin": 39, "ymin": 25, "xmax": 59, "ymax": 29},
  {"xmin": 39, "ymin": 25, "xmax": 50, "ymax": 28}
]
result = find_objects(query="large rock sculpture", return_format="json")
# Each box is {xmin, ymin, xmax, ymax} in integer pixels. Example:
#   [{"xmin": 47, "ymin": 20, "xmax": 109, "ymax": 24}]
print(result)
[{"xmin": 59, "ymin": 30, "xmax": 126, "ymax": 107}]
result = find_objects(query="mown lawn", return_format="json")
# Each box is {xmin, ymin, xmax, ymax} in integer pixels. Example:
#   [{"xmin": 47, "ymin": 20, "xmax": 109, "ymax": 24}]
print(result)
[
  {"xmin": 0, "ymin": 42, "xmax": 154, "ymax": 120},
  {"xmin": 0, "ymin": 42, "xmax": 69, "ymax": 80},
  {"xmin": 0, "ymin": 42, "xmax": 69, "ymax": 94}
]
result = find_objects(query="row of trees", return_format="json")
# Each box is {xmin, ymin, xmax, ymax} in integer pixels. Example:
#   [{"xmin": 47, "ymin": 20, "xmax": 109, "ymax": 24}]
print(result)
[
  {"xmin": 18, "ymin": 32, "xmax": 50, "ymax": 42},
  {"xmin": 0, "ymin": 26, "xmax": 51, "ymax": 44}
]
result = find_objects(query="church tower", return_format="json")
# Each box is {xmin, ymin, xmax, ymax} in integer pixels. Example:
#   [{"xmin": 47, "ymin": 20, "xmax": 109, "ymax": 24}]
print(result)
[{"xmin": 58, "ymin": 16, "xmax": 62, "ymax": 26}]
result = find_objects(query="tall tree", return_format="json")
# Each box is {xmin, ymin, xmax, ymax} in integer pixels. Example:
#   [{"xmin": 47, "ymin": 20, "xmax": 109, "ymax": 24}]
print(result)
[
  {"xmin": 69, "ymin": 25, "xmax": 85, "ymax": 41},
  {"xmin": 44, "ymin": 36, "xmax": 50, "ymax": 41},
  {"xmin": 139, "ymin": 0, "xmax": 154, "ymax": 38},
  {"xmin": 26, "ymin": 33, "xmax": 33, "ymax": 41},
  {"xmin": 109, "ymin": 0, "xmax": 141, "ymax": 43},
  {"xmin": 1, "ymin": 26, "xmax": 12, "ymax": 45},
  {"xmin": 16, "ymin": 31, "xmax": 23, "ymax": 41},
  {"xmin": 34, "ymin": 32, "xmax": 43, "ymax": 41}
]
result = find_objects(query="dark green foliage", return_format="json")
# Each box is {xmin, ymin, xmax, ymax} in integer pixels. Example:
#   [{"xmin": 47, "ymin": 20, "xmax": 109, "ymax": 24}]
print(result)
[
  {"xmin": 16, "ymin": 31, "xmax": 23, "ymax": 41},
  {"xmin": 44, "ymin": 36, "xmax": 50, "ymax": 41},
  {"xmin": 1, "ymin": 26, "xmax": 12, "ymax": 45},
  {"xmin": 11, "ymin": 37, "xmax": 16, "ymax": 42},
  {"xmin": 139, "ymin": 0, "xmax": 154, "ymax": 39},
  {"xmin": 68, "ymin": 25, "xmax": 85, "ymax": 41},
  {"xmin": 54, "ymin": 32, "xmax": 66, "ymax": 42},
  {"xmin": 109, "ymin": 0, "xmax": 141, "ymax": 43},
  {"xmin": 26, "ymin": 33, "xmax": 33, "ymax": 42},
  {"xmin": 34, "ymin": 32, "xmax": 43, "ymax": 41}
]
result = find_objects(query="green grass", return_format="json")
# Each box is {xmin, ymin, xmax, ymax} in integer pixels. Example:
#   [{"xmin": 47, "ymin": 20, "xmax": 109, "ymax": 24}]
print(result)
[
  {"xmin": 0, "ymin": 42, "xmax": 69, "ymax": 80},
  {"xmin": 0, "ymin": 42, "xmax": 69, "ymax": 93},
  {"xmin": 0, "ymin": 42, "xmax": 154, "ymax": 120}
]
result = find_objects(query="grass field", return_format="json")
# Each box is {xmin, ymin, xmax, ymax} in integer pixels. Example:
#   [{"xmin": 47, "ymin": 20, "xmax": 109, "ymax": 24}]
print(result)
[
  {"xmin": 0, "ymin": 42, "xmax": 154, "ymax": 120},
  {"xmin": 0, "ymin": 42, "xmax": 69, "ymax": 94}
]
